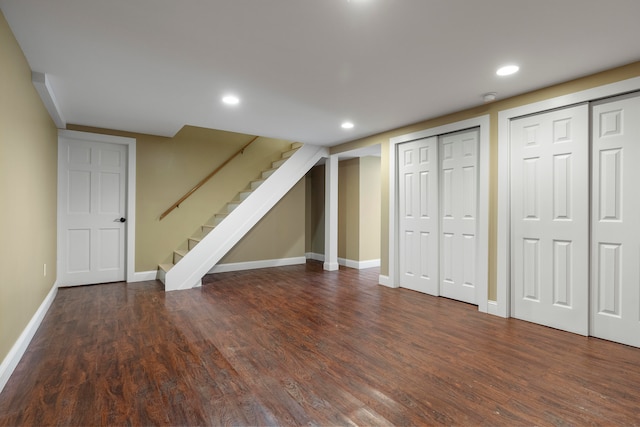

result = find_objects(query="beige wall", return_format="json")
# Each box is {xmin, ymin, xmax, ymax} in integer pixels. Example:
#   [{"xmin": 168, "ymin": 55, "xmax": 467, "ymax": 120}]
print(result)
[
  {"xmin": 68, "ymin": 124, "xmax": 303, "ymax": 271},
  {"xmin": 306, "ymin": 157, "xmax": 382, "ymax": 263},
  {"xmin": 359, "ymin": 156, "xmax": 381, "ymax": 261},
  {"xmin": 221, "ymin": 179, "xmax": 305, "ymax": 263},
  {"xmin": 305, "ymin": 164, "xmax": 325, "ymax": 255},
  {"xmin": 0, "ymin": 11, "xmax": 58, "ymax": 362},
  {"xmin": 338, "ymin": 158, "xmax": 360, "ymax": 261},
  {"xmin": 332, "ymin": 60, "xmax": 640, "ymax": 300}
]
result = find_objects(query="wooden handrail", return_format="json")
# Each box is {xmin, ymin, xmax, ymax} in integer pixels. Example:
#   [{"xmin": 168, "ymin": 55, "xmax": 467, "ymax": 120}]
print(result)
[{"xmin": 159, "ymin": 136, "xmax": 259, "ymax": 220}]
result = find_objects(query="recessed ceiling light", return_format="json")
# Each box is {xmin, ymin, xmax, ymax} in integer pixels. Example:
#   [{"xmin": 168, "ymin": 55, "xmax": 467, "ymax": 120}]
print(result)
[
  {"xmin": 222, "ymin": 95, "xmax": 240, "ymax": 105},
  {"xmin": 496, "ymin": 65, "xmax": 519, "ymax": 76},
  {"xmin": 341, "ymin": 121, "xmax": 354, "ymax": 129}
]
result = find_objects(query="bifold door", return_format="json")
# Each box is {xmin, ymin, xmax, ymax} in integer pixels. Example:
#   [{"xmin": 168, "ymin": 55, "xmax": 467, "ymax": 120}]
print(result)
[
  {"xmin": 398, "ymin": 129, "xmax": 479, "ymax": 304},
  {"xmin": 510, "ymin": 93, "xmax": 640, "ymax": 347},
  {"xmin": 398, "ymin": 137, "xmax": 439, "ymax": 295},
  {"xmin": 510, "ymin": 104, "xmax": 590, "ymax": 335},
  {"xmin": 591, "ymin": 93, "xmax": 640, "ymax": 348}
]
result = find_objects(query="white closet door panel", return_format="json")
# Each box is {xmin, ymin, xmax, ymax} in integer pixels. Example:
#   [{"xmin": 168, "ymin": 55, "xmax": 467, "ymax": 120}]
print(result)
[
  {"xmin": 439, "ymin": 129, "xmax": 478, "ymax": 304},
  {"xmin": 510, "ymin": 104, "xmax": 589, "ymax": 335},
  {"xmin": 591, "ymin": 93, "xmax": 640, "ymax": 347},
  {"xmin": 398, "ymin": 137, "xmax": 439, "ymax": 295},
  {"xmin": 59, "ymin": 138, "xmax": 127, "ymax": 286}
]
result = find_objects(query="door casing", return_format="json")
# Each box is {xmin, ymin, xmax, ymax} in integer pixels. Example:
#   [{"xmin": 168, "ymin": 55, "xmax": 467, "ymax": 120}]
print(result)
[
  {"xmin": 497, "ymin": 76, "xmax": 640, "ymax": 318},
  {"xmin": 386, "ymin": 115, "xmax": 490, "ymax": 314},
  {"xmin": 57, "ymin": 130, "xmax": 137, "ymax": 285}
]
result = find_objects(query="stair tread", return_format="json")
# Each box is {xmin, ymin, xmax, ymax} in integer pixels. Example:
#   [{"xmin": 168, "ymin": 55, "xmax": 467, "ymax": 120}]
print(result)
[
  {"xmin": 159, "ymin": 263, "xmax": 174, "ymax": 272},
  {"xmin": 282, "ymin": 148, "xmax": 298, "ymax": 158},
  {"xmin": 174, "ymin": 248, "xmax": 187, "ymax": 256}
]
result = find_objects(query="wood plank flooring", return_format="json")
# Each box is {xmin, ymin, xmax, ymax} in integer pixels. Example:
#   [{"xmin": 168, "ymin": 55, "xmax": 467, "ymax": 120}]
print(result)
[{"xmin": 1, "ymin": 261, "xmax": 639, "ymax": 426}]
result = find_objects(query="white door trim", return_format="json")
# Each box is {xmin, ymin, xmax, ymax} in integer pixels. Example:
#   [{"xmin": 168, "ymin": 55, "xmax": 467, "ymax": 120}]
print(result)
[
  {"xmin": 57, "ymin": 129, "xmax": 137, "ymax": 283},
  {"xmin": 496, "ymin": 76, "xmax": 640, "ymax": 318},
  {"xmin": 387, "ymin": 115, "xmax": 490, "ymax": 313}
]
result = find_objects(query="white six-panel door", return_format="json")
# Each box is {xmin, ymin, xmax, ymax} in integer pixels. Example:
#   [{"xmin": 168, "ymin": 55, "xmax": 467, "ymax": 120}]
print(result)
[
  {"xmin": 58, "ymin": 136, "xmax": 127, "ymax": 286},
  {"xmin": 440, "ymin": 130, "xmax": 478, "ymax": 304},
  {"xmin": 398, "ymin": 137, "xmax": 439, "ymax": 295},
  {"xmin": 510, "ymin": 104, "xmax": 590, "ymax": 335},
  {"xmin": 591, "ymin": 93, "xmax": 640, "ymax": 347}
]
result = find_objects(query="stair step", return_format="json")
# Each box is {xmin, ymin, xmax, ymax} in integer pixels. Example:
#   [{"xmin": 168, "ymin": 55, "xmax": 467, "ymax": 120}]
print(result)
[
  {"xmin": 250, "ymin": 179, "xmax": 265, "ymax": 190},
  {"xmin": 282, "ymin": 148, "xmax": 298, "ymax": 159},
  {"xmin": 188, "ymin": 236, "xmax": 202, "ymax": 250},
  {"xmin": 173, "ymin": 249, "xmax": 187, "ymax": 264},
  {"xmin": 238, "ymin": 190, "xmax": 253, "ymax": 201},
  {"xmin": 202, "ymin": 224, "xmax": 215, "ymax": 234},
  {"xmin": 213, "ymin": 213, "xmax": 228, "ymax": 226},
  {"xmin": 261, "ymin": 168, "xmax": 278, "ymax": 179},
  {"xmin": 159, "ymin": 263, "xmax": 174, "ymax": 273},
  {"xmin": 272, "ymin": 158, "xmax": 287, "ymax": 168},
  {"xmin": 291, "ymin": 142, "xmax": 303, "ymax": 149},
  {"xmin": 227, "ymin": 201, "xmax": 241, "ymax": 212}
]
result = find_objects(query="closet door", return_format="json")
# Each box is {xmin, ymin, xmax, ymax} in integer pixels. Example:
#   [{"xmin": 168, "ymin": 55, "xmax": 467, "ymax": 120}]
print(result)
[
  {"xmin": 398, "ymin": 137, "xmax": 439, "ymax": 295},
  {"xmin": 510, "ymin": 104, "xmax": 589, "ymax": 335},
  {"xmin": 591, "ymin": 93, "xmax": 640, "ymax": 348},
  {"xmin": 440, "ymin": 129, "xmax": 478, "ymax": 304}
]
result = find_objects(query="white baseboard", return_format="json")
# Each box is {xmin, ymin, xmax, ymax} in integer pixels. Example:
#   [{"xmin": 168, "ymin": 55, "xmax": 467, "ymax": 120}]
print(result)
[
  {"xmin": 323, "ymin": 261, "xmax": 339, "ymax": 271},
  {"xmin": 129, "ymin": 270, "xmax": 157, "ymax": 282},
  {"xmin": 306, "ymin": 253, "xmax": 380, "ymax": 270},
  {"xmin": 337, "ymin": 257, "xmax": 381, "ymax": 270},
  {"xmin": 487, "ymin": 300, "xmax": 503, "ymax": 317},
  {"xmin": 378, "ymin": 274, "xmax": 398, "ymax": 288},
  {"xmin": 0, "ymin": 281, "xmax": 58, "ymax": 394},
  {"xmin": 208, "ymin": 256, "xmax": 307, "ymax": 274},
  {"xmin": 305, "ymin": 252, "xmax": 325, "ymax": 262}
]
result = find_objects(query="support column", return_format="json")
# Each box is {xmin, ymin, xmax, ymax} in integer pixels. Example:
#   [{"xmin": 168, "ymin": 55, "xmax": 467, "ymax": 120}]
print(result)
[{"xmin": 324, "ymin": 154, "xmax": 339, "ymax": 271}]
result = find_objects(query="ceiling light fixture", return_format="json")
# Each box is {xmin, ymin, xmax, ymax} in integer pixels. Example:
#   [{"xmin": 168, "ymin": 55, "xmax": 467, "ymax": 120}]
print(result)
[
  {"xmin": 222, "ymin": 95, "xmax": 240, "ymax": 105},
  {"xmin": 341, "ymin": 121, "xmax": 354, "ymax": 129},
  {"xmin": 483, "ymin": 92, "xmax": 497, "ymax": 103},
  {"xmin": 496, "ymin": 65, "xmax": 519, "ymax": 76}
]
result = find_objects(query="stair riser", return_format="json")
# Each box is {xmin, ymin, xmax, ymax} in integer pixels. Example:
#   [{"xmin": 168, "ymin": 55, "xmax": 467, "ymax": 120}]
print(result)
[
  {"xmin": 272, "ymin": 158, "xmax": 287, "ymax": 168},
  {"xmin": 261, "ymin": 169, "xmax": 276, "ymax": 179},
  {"xmin": 250, "ymin": 180, "xmax": 264, "ymax": 190},
  {"xmin": 282, "ymin": 148, "xmax": 297, "ymax": 158}
]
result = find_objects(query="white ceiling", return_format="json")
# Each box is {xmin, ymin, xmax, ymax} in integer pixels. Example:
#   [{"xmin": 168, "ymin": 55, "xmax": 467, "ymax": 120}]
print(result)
[{"xmin": 2, "ymin": 1, "xmax": 640, "ymax": 146}]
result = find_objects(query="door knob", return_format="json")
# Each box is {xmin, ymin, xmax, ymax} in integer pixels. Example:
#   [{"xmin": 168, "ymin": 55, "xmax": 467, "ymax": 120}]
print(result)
[{"xmin": 119, "ymin": 217, "xmax": 126, "ymax": 223}]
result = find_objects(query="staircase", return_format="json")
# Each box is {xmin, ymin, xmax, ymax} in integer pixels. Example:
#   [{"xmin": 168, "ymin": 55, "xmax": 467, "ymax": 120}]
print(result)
[{"xmin": 158, "ymin": 142, "xmax": 328, "ymax": 291}]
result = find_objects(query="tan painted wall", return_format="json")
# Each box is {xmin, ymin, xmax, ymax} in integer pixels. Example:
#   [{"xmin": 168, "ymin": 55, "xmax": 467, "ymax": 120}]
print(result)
[
  {"xmin": 359, "ymin": 156, "xmax": 381, "ymax": 261},
  {"xmin": 221, "ymin": 179, "xmax": 305, "ymax": 263},
  {"xmin": 0, "ymin": 11, "xmax": 58, "ymax": 362},
  {"xmin": 332, "ymin": 60, "xmax": 640, "ymax": 300},
  {"xmin": 338, "ymin": 158, "xmax": 360, "ymax": 261},
  {"xmin": 305, "ymin": 165, "xmax": 325, "ymax": 255},
  {"xmin": 307, "ymin": 158, "xmax": 381, "ymax": 262},
  {"xmin": 68, "ymin": 124, "xmax": 303, "ymax": 271}
]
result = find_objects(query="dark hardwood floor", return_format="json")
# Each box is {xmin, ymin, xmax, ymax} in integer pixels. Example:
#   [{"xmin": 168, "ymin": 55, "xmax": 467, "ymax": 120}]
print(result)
[{"xmin": 1, "ymin": 261, "xmax": 639, "ymax": 426}]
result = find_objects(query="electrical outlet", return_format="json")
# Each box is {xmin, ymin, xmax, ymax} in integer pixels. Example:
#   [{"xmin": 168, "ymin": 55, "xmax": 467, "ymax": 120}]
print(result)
[{"xmin": 43, "ymin": 263, "xmax": 47, "ymax": 277}]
